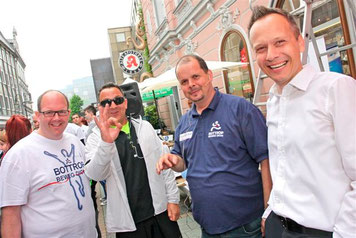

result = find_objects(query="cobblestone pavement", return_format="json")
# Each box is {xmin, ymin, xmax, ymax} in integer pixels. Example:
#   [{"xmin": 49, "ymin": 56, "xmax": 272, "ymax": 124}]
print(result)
[{"xmin": 96, "ymin": 185, "xmax": 201, "ymax": 238}]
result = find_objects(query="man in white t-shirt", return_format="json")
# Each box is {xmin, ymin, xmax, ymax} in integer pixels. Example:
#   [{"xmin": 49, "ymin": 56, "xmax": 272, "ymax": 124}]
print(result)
[
  {"xmin": 65, "ymin": 122, "xmax": 86, "ymax": 144},
  {"xmin": 72, "ymin": 113, "xmax": 88, "ymax": 137},
  {"xmin": 84, "ymin": 105, "xmax": 97, "ymax": 141},
  {"xmin": 0, "ymin": 90, "xmax": 97, "ymax": 238}
]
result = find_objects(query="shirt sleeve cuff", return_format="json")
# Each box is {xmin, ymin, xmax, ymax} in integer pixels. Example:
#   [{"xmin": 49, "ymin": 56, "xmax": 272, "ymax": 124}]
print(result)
[{"xmin": 262, "ymin": 206, "xmax": 272, "ymax": 219}]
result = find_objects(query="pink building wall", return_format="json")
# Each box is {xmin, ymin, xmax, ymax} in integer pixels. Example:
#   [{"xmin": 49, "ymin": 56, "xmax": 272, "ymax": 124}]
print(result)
[{"xmin": 141, "ymin": 0, "xmax": 271, "ymax": 127}]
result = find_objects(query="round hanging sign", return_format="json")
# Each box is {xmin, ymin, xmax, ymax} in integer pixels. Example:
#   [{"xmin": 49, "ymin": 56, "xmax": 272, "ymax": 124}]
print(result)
[{"xmin": 119, "ymin": 50, "xmax": 144, "ymax": 75}]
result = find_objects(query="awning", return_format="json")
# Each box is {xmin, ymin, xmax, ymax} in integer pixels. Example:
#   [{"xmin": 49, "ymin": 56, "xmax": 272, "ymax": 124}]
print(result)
[
  {"xmin": 141, "ymin": 87, "xmax": 173, "ymax": 102},
  {"xmin": 139, "ymin": 61, "xmax": 248, "ymax": 93}
]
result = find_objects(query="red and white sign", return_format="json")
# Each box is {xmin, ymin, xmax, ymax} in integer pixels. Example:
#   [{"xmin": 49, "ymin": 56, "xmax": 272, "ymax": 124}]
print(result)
[{"xmin": 119, "ymin": 50, "xmax": 144, "ymax": 75}]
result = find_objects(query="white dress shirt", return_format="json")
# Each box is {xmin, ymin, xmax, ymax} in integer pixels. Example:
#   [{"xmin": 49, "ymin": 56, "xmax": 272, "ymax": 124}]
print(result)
[{"xmin": 266, "ymin": 65, "xmax": 356, "ymax": 238}]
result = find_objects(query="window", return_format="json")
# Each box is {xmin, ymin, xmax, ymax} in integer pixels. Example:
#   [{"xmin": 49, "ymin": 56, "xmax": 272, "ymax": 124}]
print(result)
[
  {"xmin": 221, "ymin": 31, "xmax": 254, "ymax": 101},
  {"xmin": 116, "ymin": 33, "xmax": 126, "ymax": 42},
  {"xmin": 153, "ymin": 0, "xmax": 166, "ymax": 28},
  {"xmin": 146, "ymin": 10, "xmax": 152, "ymax": 34},
  {"xmin": 278, "ymin": 0, "xmax": 355, "ymax": 77}
]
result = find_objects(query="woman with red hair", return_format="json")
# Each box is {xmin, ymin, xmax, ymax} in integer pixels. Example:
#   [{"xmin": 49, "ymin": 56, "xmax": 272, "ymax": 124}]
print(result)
[{"xmin": 5, "ymin": 114, "xmax": 32, "ymax": 149}]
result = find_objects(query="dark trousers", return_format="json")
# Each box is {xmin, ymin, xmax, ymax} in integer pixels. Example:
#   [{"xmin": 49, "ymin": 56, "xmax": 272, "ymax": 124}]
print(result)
[
  {"xmin": 91, "ymin": 180, "xmax": 102, "ymax": 238},
  {"xmin": 116, "ymin": 211, "xmax": 181, "ymax": 238},
  {"xmin": 265, "ymin": 211, "xmax": 332, "ymax": 238},
  {"xmin": 201, "ymin": 217, "xmax": 262, "ymax": 238}
]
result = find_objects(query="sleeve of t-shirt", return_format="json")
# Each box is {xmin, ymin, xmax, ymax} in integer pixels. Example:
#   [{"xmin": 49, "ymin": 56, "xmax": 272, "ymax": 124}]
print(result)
[
  {"xmin": 0, "ymin": 150, "xmax": 30, "ymax": 207},
  {"xmin": 170, "ymin": 123, "xmax": 182, "ymax": 157},
  {"xmin": 238, "ymin": 100, "xmax": 268, "ymax": 163}
]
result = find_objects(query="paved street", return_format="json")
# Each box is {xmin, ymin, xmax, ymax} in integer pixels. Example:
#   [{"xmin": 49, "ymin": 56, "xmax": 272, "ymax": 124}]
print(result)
[{"xmin": 96, "ymin": 185, "xmax": 201, "ymax": 238}]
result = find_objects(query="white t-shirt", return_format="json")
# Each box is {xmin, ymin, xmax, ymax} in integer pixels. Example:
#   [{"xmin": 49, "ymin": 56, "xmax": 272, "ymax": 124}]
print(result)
[
  {"xmin": 65, "ymin": 123, "xmax": 85, "ymax": 141},
  {"xmin": 80, "ymin": 125, "xmax": 88, "ymax": 137},
  {"xmin": 0, "ymin": 132, "xmax": 96, "ymax": 238}
]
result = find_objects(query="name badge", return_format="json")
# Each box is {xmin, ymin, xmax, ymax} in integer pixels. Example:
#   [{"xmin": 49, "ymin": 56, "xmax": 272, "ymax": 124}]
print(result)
[{"xmin": 179, "ymin": 131, "xmax": 193, "ymax": 141}]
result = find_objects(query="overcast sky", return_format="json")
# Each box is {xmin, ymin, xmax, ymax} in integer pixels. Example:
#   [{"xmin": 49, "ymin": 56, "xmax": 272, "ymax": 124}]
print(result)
[{"xmin": 0, "ymin": 0, "xmax": 132, "ymax": 110}]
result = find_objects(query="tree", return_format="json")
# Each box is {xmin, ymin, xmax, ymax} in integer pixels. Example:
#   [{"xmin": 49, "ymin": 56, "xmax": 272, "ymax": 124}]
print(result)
[
  {"xmin": 144, "ymin": 104, "xmax": 165, "ymax": 129},
  {"xmin": 69, "ymin": 94, "xmax": 83, "ymax": 120}
]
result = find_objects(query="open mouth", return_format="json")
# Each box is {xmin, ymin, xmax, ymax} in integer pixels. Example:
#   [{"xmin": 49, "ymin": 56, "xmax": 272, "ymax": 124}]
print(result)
[{"xmin": 269, "ymin": 61, "xmax": 287, "ymax": 69}]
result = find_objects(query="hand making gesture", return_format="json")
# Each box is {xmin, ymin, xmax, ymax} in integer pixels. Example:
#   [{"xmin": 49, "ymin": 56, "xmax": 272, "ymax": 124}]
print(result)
[{"xmin": 94, "ymin": 103, "xmax": 123, "ymax": 143}]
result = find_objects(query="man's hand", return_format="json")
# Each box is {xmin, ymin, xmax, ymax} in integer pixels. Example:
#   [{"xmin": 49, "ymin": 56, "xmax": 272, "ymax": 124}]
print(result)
[
  {"xmin": 261, "ymin": 218, "xmax": 266, "ymax": 237},
  {"xmin": 94, "ymin": 103, "xmax": 122, "ymax": 143},
  {"xmin": 167, "ymin": 203, "xmax": 180, "ymax": 221},
  {"xmin": 156, "ymin": 153, "xmax": 185, "ymax": 174}
]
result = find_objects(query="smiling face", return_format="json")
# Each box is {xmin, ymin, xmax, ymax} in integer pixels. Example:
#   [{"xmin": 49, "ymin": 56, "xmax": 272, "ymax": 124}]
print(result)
[
  {"xmin": 250, "ymin": 13, "xmax": 305, "ymax": 92},
  {"xmin": 99, "ymin": 87, "xmax": 128, "ymax": 125},
  {"xmin": 176, "ymin": 57, "xmax": 214, "ymax": 107},
  {"xmin": 36, "ymin": 91, "xmax": 70, "ymax": 140}
]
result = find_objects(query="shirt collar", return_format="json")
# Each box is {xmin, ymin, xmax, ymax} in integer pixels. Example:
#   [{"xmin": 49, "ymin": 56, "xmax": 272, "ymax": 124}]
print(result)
[
  {"xmin": 121, "ymin": 121, "xmax": 130, "ymax": 134},
  {"xmin": 191, "ymin": 88, "xmax": 221, "ymax": 117},
  {"xmin": 270, "ymin": 64, "xmax": 317, "ymax": 96}
]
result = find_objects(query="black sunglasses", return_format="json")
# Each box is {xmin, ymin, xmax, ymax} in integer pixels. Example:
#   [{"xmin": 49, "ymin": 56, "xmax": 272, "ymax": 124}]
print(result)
[{"xmin": 100, "ymin": 96, "xmax": 125, "ymax": 107}]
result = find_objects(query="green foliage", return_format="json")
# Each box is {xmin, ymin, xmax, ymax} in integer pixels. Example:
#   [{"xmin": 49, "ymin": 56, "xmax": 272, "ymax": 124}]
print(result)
[
  {"xmin": 69, "ymin": 94, "xmax": 84, "ymax": 121},
  {"xmin": 144, "ymin": 104, "xmax": 165, "ymax": 129},
  {"xmin": 138, "ymin": 6, "xmax": 153, "ymax": 75}
]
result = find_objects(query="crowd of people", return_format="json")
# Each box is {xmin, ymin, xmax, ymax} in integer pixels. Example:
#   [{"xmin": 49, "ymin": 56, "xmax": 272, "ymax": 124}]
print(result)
[{"xmin": 0, "ymin": 6, "xmax": 354, "ymax": 238}]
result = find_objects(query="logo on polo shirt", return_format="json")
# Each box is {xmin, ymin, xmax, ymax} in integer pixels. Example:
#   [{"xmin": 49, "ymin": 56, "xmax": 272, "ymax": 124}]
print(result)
[
  {"xmin": 210, "ymin": 121, "xmax": 221, "ymax": 131},
  {"xmin": 208, "ymin": 121, "xmax": 224, "ymax": 138}
]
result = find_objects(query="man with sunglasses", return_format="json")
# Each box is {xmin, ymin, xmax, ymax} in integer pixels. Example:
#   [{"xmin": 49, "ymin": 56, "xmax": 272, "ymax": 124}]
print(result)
[
  {"xmin": 85, "ymin": 83, "xmax": 181, "ymax": 238},
  {"xmin": 0, "ymin": 90, "xmax": 97, "ymax": 237}
]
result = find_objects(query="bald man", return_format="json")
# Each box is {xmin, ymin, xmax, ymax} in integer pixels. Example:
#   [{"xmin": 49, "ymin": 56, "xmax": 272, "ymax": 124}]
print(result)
[{"xmin": 0, "ymin": 90, "xmax": 96, "ymax": 237}]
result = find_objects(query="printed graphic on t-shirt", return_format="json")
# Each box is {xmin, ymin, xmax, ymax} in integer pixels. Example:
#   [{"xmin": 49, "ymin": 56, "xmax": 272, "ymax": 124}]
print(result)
[{"xmin": 40, "ymin": 144, "xmax": 86, "ymax": 210}]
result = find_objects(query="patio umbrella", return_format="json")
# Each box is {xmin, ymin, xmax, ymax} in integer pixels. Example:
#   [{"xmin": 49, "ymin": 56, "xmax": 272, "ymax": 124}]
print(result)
[{"xmin": 139, "ymin": 61, "xmax": 248, "ymax": 93}]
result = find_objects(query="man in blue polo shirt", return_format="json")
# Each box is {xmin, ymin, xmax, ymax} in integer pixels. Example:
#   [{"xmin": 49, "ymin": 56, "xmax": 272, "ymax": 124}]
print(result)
[{"xmin": 157, "ymin": 55, "xmax": 272, "ymax": 237}]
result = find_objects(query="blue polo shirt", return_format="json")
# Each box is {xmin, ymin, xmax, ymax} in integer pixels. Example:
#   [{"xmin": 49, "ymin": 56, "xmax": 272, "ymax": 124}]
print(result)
[{"xmin": 172, "ymin": 90, "xmax": 268, "ymax": 234}]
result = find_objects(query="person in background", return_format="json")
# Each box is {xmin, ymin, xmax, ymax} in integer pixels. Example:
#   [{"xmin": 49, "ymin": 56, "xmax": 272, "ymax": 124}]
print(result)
[
  {"xmin": 157, "ymin": 55, "xmax": 272, "ymax": 237},
  {"xmin": 5, "ymin": 114, "xmax": 32, "ymax": 150},
  {"xmin": 84, "ymin": 105, "xmax": 97, "ymax": 141},
  {"xmin": 0, "ymin": 115, "xmax": 32, "ymax": 166},
  {"xmin": 72, "ymin": 113, "xmax": 88, "ymax": 137},
  {"xmin": 0, "ymin": 131, "xmax": 8, "ymax": 161},
  {"xmin": 81, "ymin": 117, "xmax": 88, "ymax": 126},
  {"xmin": 32, "ymin": 114, "xmax": 40, "ymax": 130},
  {"xmin": 0, "ymin": 90, "xmax": 96, "ymax": 237},
  {"xmin": 85, "ymin": 83, "xmax": 181, "ymax": 237},
  {"xmin": 248, "ymin": 6, "xmax": 356, "ymax": 238},
  {"xmin": 65, "ymin": 122, "xmax": 85, "ymax": 144}
]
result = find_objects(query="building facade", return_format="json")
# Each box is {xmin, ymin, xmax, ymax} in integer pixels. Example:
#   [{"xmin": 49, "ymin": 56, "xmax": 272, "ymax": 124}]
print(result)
[
  {"xmin": 0, "ymin": 29, "xmax": 33, "ymax": 127},
  {"xmin": 137, "ymin": 0, "xmax": 356, "ymax": 119},
  {"xmin": 108, "ymin": 26, "xmax": 136, "ymax": 84},
  {"xmin": 61, "ymin": 76, "xmax": 97, "ymax": 108}
]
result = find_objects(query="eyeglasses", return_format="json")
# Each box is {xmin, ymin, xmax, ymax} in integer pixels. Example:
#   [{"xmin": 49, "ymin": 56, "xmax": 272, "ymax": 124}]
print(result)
[
  {"xmin": 100, "ymin": 96, "xmax": 125, "ymax": 107},
  {"xmin": 40, "ymin": 110, "xmax": 69, "ymax": 117}
]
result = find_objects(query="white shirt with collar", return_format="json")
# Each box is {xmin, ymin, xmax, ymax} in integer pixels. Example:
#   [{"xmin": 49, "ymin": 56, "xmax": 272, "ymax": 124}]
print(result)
[{"xmin": 266, "ymin": 65, "xmax": 356, "ymax": 238}]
